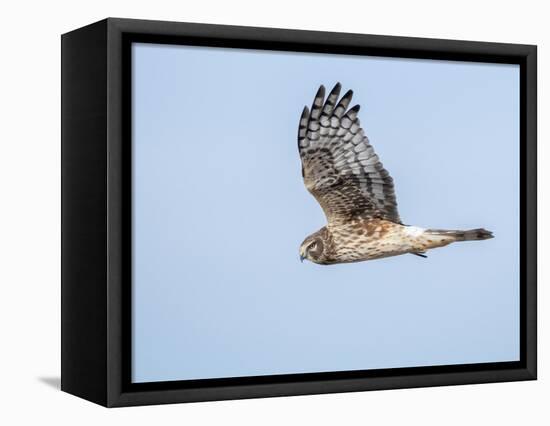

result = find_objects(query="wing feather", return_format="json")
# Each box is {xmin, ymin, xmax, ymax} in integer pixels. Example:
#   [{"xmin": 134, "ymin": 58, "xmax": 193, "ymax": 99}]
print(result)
[{"xmin": 298, "ymin": 83, "xmax": 401, "ymax": 225}]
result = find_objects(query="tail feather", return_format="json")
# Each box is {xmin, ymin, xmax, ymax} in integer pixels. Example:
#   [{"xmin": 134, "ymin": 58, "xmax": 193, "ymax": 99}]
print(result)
[{"xmin": 426, "ymin": 228, "xmax": 494, "ymax": 241}]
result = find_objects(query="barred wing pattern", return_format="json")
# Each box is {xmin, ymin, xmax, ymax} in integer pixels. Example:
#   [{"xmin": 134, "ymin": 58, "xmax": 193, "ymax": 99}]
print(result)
[{"xmin": 298, "ymin": 83, "xmax": 401, "ymax": 225}]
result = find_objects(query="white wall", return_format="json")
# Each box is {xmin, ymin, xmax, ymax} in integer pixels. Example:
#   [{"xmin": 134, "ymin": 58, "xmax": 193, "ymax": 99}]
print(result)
[{"xmin": 0, "ymin": 0, "xmax": 546, "ymax": 424}]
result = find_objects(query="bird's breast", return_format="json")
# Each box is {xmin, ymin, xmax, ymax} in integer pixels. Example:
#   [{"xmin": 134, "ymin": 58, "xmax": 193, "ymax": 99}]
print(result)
[{"xmin": 327, "ymin": 220, "xmax": 414, "ymax": 261}]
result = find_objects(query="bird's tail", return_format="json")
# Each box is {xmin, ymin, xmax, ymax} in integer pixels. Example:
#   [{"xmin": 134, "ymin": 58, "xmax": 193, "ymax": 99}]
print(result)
[{"xmin": 425, "ymin": 228, "xmax": 494, "ymax": 242}]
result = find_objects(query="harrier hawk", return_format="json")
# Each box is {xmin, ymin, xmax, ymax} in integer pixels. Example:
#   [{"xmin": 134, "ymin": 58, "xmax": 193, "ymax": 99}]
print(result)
[{"xmin": 298, "ymin": 83, "xmax": 493, "ymax": 265}]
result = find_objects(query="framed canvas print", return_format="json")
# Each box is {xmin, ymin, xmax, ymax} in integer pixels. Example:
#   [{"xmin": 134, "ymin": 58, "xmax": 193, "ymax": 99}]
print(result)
[{"xmin": 61, "ymin": 18, "xmax": 537, "ymax": 407}]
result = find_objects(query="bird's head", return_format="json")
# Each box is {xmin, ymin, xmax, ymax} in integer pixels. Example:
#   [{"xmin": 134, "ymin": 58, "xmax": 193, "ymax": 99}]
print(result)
[{"xmin": 299, "ymin": 229, "xmax": 328, "ymax": 264}]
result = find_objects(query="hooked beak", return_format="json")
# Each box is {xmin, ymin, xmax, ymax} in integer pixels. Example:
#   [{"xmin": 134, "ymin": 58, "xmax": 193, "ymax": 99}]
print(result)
[{"xmin": 300, "ymin": 254, "xmax": 305, "ymax": 263}]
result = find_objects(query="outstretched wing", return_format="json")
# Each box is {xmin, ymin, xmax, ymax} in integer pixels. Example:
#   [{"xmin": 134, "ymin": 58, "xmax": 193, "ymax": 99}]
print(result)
[{"xmin": 298, "ymin": 83, "xmax": 401, "ymax": 225}]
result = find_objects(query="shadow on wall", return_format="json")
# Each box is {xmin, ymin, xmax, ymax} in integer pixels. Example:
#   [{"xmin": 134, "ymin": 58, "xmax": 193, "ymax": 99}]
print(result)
[{"xmin": 38, "ymin": 377, "xmax": 60, "ymax": 390}]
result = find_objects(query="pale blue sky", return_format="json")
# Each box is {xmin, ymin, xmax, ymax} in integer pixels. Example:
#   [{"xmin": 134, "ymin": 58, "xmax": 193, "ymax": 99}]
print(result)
[{"xmin": 131, "ymin": 42, "xmax": 520, "ymax": 383}]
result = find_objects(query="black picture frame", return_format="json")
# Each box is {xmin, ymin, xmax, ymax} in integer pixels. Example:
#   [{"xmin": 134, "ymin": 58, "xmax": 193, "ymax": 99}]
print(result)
[{"xmin": 61, "ymin": 17, "xmax": 537, "ymax": 407}]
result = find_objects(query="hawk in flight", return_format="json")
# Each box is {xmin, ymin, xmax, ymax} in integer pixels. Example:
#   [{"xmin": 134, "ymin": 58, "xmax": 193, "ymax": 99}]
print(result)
[{"xmin": 298, "ymin": 83, "xmax": 493, "ymax": 265}]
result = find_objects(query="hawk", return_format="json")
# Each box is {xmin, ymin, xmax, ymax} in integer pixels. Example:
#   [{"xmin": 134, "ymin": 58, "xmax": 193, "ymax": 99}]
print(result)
[{"xmin": 298, "ymin": 83, "xmax": 493, "ymax": 265}]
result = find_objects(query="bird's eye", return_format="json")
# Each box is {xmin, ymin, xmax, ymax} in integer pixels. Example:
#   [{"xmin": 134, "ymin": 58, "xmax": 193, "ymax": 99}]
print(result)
[{"xmin": 309, "ymin": 242, "xmax": 317, "ymax": 251}]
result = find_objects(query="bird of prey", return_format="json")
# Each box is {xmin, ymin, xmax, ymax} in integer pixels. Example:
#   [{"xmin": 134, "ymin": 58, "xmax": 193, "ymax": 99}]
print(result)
[{"xmin": 298, "ymin": 83, "xmax": 493, "ymax": 265}]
